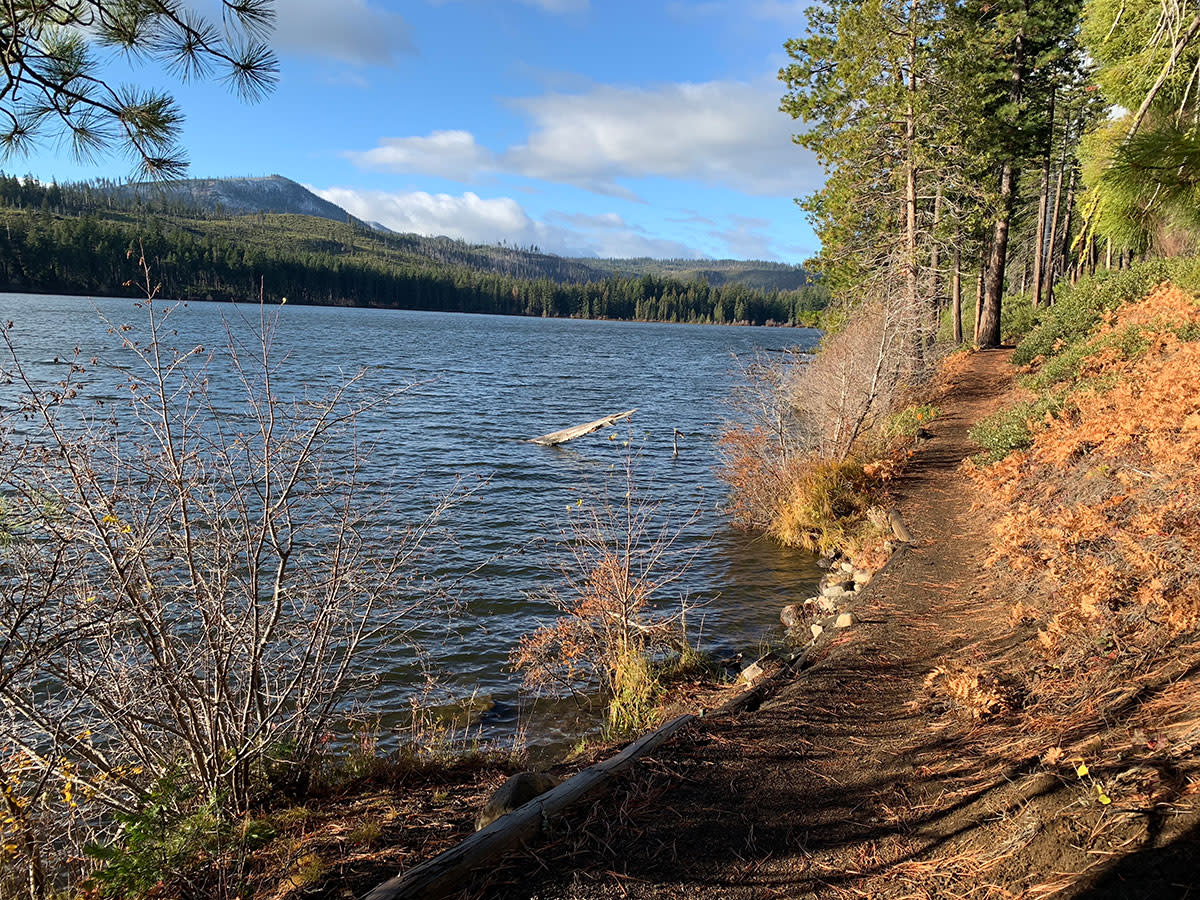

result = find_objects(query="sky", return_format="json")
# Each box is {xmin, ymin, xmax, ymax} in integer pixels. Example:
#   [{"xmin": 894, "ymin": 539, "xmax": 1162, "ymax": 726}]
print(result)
[{"xmin": 24, "ymin": 0, "xmax": 824, "ymax": 263}]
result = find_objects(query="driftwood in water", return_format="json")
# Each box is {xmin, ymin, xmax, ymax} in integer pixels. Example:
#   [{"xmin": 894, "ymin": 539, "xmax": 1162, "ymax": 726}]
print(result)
[
  {"xmin": 529, "ymin": 409, "xmax": 637, "ymax": 446},
  {"xmin": 360, "ymin": 713, "xmax": 694, "ymax": 900}
]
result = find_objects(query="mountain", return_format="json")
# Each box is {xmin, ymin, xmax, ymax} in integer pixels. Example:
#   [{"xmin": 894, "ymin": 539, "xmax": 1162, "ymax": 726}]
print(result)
[
  {"xmin": 116, "ymin": 175, "xmax": 364, "ymax": 225},
  {"xmin": 104, "ymin": 175, "xmax": 810, "ymax": 292}
]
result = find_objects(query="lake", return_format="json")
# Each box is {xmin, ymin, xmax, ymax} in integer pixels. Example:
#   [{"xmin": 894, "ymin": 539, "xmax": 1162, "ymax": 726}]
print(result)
[{"xmin": 0, "ymin": 293, "xmax": 823, "ymax": 749}]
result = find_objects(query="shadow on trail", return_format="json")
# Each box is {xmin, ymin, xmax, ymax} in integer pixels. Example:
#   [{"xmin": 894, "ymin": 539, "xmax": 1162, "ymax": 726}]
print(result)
[{"xmin": 1071, "ymin": 821, "xmax": 1200, "ymax": 900}]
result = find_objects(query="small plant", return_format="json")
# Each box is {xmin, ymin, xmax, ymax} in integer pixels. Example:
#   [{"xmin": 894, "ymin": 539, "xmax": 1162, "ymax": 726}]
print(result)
[
  {"xmin": 769, "ymin": 457, "xmax": 874, "ymax": 554},
  {"xmin": 968, "ymin": 393, "xmax": 1066, "ymax": 462},
  {"xmin": 880, "ymin": 403, "xmax": 939, "ymax": 445},
  {"xmin": 513, "ymin": 449, "xmax": 701, "ymax": 736},
  {"xmin": 347, "ymin": 820, "xmax": 384, "ymax": 847},
  {"xmin": 83, "ymin": 775, "xmax": 218, "ymax": 898}
]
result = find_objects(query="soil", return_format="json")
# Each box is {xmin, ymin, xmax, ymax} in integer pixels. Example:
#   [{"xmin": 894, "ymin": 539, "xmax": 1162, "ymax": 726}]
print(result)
[{"xmin": 449, "ymin": 349, "xmax": 1200, "ymax": 900}]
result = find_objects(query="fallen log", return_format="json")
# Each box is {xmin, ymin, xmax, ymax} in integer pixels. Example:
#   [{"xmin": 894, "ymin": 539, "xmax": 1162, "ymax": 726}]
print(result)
[
  {"xmin": 360, "ymin": 712, "xmax": 694, "ymax": 900},
  {"xmin": 888, "ymin": 509, "xmax": 915, "ymax": 544},
  {"xmin": 529, "ymin": 409, "xmax": 637, "ymax": 446}
]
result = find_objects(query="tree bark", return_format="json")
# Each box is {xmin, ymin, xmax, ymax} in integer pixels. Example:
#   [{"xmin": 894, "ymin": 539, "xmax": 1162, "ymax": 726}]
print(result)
[
  {"xmin": 903, "ymin": 0, "xmax": 920, "ymax": 318},
  {"xmin": 1032, "ymin": 90, "xmax": 1055, "ymax": 307},
  {"xmin": 1058, "ymin": 164, "xmax": 1078, "ymax": 290},
  {"xmin": 979, "ymin": 161, "xmax": 1018, "ymax": 348},
  {"xmin": 973, "ymin": 265, "xmax": 984, "ymax": 345},
  {"xmin": 952, "ymin": 240, "xmax": 963, "ymax": 344},
  {"xmin": 1044, "ymin": 156, "xmax": 1065, "ymax": 301},
  {"xmin": 361, "ymin": 714, "xmax": 696, "ymax": 900},
  {"xmin": 929, "ymin": 184, "xmax": 944, "ymax": 312}
]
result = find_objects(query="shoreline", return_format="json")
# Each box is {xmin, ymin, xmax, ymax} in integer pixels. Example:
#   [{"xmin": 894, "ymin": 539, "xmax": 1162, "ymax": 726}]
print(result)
[{"xmin": 0, "ymin": 286, "xmax": 822, "ymax": 329}]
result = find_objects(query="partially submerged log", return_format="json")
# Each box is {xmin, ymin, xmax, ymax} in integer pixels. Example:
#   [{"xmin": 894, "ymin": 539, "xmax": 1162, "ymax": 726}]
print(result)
[
  {"xmin": 360, "ymin": 713, "xmax": 694, "ymax": 900},
  {"xmin": 529, "ymin": 409, "xmax": 637, "ymax": 446}
]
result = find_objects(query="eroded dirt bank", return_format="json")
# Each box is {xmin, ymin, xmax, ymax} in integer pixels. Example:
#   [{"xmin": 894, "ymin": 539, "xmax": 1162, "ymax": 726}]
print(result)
[{"xmin": 469, "ymin": 348, "xmax": 1200, "ymax": 900}]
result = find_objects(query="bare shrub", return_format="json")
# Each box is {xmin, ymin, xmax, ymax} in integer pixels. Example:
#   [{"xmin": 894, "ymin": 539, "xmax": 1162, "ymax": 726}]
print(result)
[
  {"xmin": 513, "ymin": 450, "xmax": 700, "ymax": 736},
  {"xmin": 720, "ymin": 258, "xmax": 940, "ymax": 545},
  {"xmin": 0, "ymin": 272, "xmax": 451, "ymax": 894}
]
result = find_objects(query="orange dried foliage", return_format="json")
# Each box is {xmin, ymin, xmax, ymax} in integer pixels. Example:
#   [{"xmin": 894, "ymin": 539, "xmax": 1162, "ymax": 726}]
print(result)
[
  {"xmin": 1110, "ymin": 282, "xmax": 1200, "ymax": 331},
  {"xmin": 717, "ymin": 425, "xmax": 800, "ymax": 531},
  {"xmin": 923, "ymin": 664, "xmax": 1022, "ymax": 720},
  {"xmin": 929, "ymin": 349, "xmax": 977, "ymax": 400},
  {"xmin": 974, "ymin": 283, "xmax": 1200, "ymax": 634}
]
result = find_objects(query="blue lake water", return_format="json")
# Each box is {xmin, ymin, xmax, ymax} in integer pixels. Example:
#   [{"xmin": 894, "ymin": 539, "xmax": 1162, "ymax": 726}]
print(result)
[{"xmin": 0, "ymin": 293, "xmax": 823, "ymax": 749}]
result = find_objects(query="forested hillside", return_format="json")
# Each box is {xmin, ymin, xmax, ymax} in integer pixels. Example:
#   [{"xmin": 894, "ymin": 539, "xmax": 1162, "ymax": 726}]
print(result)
[{"xmin": 0, "ymin": 174, "xmax": 822, "ymax": 324}]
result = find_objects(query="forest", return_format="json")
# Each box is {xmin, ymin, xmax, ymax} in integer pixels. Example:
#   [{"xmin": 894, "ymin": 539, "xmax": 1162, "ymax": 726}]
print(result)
[
  {"xmin": 0, "ymin": 175, "xmax": 828, "ymax": 326},
  {"xmin": 780, "ymin": 0, "xmax": 1200, "ymax": 348}
]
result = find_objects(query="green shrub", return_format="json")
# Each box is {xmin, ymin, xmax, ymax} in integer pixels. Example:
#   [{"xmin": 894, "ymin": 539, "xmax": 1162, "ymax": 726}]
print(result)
[
  {"xmin": 84, "ymin": 772, "xmax": 277, "ymax": 898},
  {"xmin": 1023, "ymin": 324, "xmax": 1151, "ymax": 391},
  {"xmin": 1011, "ymin": 258, "xmax": 1200, "ymax": 366},
  {"xmin": 881, "ymin": 403, "xmax": 939, "ymax": 444},
  {"xmin": 969, "ymin": 393, "xmax": 1067, "ymax": 462},
  {"xmin": 998, "ymin": 292, "xmax": 1041, "ymax": 342},
  {"xmin": 85, "ymin": 779, "xmax": 216, "ymax": 897},
  {"xmin": 938, "ymin": 292, "xmax": 1042, "ymax": 345}
]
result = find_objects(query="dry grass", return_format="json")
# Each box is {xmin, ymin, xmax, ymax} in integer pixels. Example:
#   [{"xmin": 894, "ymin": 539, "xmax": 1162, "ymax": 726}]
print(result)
[
  {"xmin": 973, "ymin": 283, "xmax": 1200, "ymax": 644},
  {"xmin": 923, "ymin": 665, "xmax": 1024, "ymax": 721}
]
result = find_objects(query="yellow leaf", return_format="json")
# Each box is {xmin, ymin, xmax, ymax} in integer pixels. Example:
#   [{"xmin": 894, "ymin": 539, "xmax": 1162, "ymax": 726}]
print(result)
[{"xmin": 1076, "ymin": 762, "xmax": 1090, "ymax": 777}]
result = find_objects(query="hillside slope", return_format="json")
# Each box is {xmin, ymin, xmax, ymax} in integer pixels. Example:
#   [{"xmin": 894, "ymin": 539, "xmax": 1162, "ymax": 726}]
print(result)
[{"xmin": 11, "ymin": 173, "xmax": 811, "ymax": 292}]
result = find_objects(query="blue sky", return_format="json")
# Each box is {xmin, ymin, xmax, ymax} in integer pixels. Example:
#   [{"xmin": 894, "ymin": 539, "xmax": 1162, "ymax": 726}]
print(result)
[{"xmin": 24, "ymin": 0, "xmax": 824, "ymax": 262}]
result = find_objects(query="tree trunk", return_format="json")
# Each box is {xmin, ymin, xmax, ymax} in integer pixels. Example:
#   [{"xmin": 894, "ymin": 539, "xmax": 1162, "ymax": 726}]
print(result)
[
  {"xmin": 1032, "ymin": 90, "xmax": 1054, "ymax": 307},
  {"xmin": 929, "ymin": 184, "xmax": 944, "ymax": 311},
  {"xmin": 973, "ymin": 266, "xmax": 984, "ymax": 345},
  {"xmin": 979, "ymin": 161, "xmax": 1018, "ymax": 348},
  {"xmin": 952, "ymin": 240, "xmax": 963, "ymax": 344},
  {"xmin": 903, "ymin": 1, "xmax": 920, "ymax": 318},
  {"xmin": 1058, "ymin": 164, "xmax": 1078, "ymax": 289},
  {"xmin": 362, "ymin": 714, "xmax": 695, "ymax": 900},
  {"xmin": 1044, "ymin": 127, "xmax": 1068, "ymax": 304}
]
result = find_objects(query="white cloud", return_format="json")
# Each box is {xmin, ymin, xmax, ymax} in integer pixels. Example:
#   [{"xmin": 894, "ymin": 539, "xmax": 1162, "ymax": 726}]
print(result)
[
  {"xmin": 311, "ymin": 186, "xmax": 705, "ymax": 258},
  {"xmin": 317, "ymin": 187, "xmax": 532, "ymax": 244},
  {"xmin": 271, "ymin": 0, "xmax": 413, "ymax": 65},
  {"xmin": 710, "ymin": 214, "xmax": 777, "ymax": 260},
  {"xmin": 544, "ymin": 211, "xmax": 628, "ymax": 230},
  {"xmin": 346, "ymin": 80, "xmax": 820, "ymax": 198},
  {"xmin": 348, "ymin": 131, "xmax": 495, "ymax": 180},
  {"xmin": 504, "ymin": 81, "xmax": 811, "ymax": 195}
]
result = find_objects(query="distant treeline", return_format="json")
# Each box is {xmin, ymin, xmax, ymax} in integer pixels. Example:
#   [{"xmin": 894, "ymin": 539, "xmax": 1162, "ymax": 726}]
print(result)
[{"xmin": 0, "ymin": 175, "xmax": 828, "ymax": 325}]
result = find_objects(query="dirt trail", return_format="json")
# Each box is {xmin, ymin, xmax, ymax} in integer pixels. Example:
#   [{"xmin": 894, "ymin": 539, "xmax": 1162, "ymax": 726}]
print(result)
[{"xmin": 479, "ymin": 349, "xmax": 1200, "ymax": 900}]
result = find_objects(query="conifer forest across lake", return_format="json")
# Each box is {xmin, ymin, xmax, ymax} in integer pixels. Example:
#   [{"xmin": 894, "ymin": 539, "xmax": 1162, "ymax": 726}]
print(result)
[{"xmin": 0, "ymin": 293, "xmax": 824, "ymax": 750}]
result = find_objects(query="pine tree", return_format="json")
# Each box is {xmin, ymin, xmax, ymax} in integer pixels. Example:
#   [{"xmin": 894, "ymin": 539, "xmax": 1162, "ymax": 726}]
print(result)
[
  {"xmin": 944, "ymin": 0, "xmax": 1082, "ymax": 346},
  {"xmin": 0, "ymin": 0, "xmax": 278, "ymax": 177}
]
